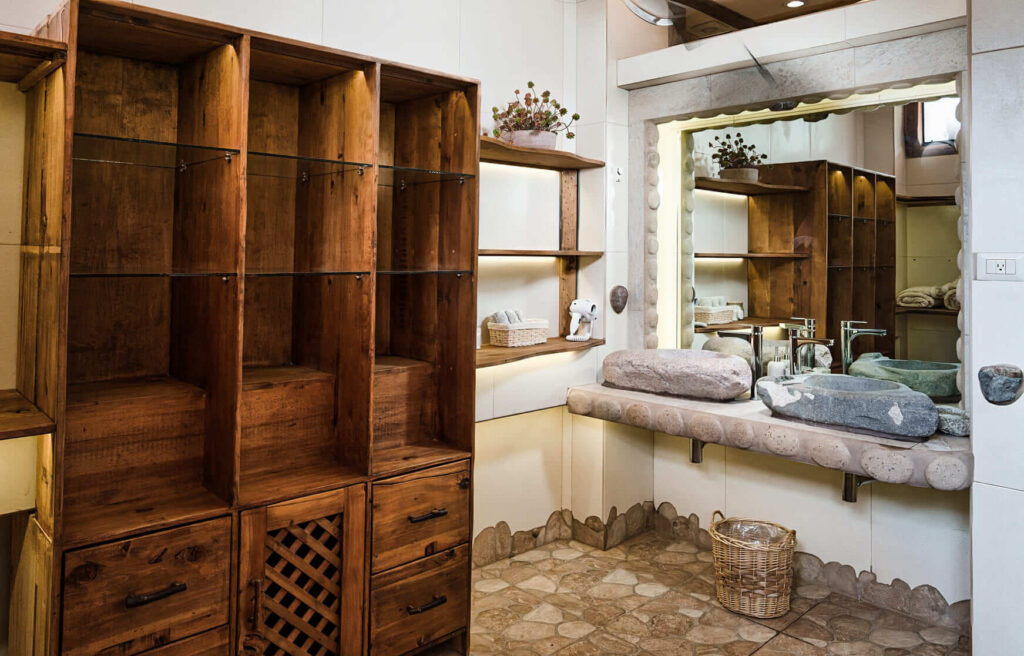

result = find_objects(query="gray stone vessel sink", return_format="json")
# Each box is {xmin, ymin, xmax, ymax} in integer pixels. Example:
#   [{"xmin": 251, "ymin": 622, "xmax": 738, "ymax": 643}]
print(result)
[
  {"xmin": 756, "ymin": 374, "xmax": 939, "ymax": 440},
  {"xmin": 849, "ymin": 352, "xmax": 960, "ymax": 400},
  {"xmin": 603, "ymin": 349, "xmax": 751, "ymax": 401}
]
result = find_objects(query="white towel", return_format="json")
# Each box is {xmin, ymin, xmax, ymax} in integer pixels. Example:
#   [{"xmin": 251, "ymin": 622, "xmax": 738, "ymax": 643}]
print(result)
[
  {"xmin": 896, "ymin": 285, "xmax": 943, "ymax": 308},
  {"xmin": 944, "ymin": 287, "xmax": 960, "ymax": 311}
]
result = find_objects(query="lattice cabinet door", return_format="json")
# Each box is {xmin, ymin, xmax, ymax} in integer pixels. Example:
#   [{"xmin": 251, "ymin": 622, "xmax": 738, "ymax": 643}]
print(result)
[{"xmin": 238, "ymin": 486, "xmax": 367, "ymax": 656}]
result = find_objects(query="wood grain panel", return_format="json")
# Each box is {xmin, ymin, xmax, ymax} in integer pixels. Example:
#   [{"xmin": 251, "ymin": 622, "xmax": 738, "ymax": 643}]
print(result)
[
  {"xmin": 371, "ymin": 461, "xmax": 470, "ymax": 572},
  {"xmin": 372, "ymin": 356, "xmax": 438, "ymax": 451},
  {"xmin": 369, "ymin": 545, "xmax": 469, "ymax": 656},
  {"xmin": 8, "ymin": 516, "xmax": 54, "ymax": 656},
  {"xmin": 61, "ymin": 517, "xmax": 231, "ymax": 656}
]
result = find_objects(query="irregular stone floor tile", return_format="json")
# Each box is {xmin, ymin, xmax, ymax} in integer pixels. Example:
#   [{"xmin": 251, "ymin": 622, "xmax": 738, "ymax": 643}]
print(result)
[{"xmin": 419, "ymin": 532, "xmax": 970, "ymax": 656}]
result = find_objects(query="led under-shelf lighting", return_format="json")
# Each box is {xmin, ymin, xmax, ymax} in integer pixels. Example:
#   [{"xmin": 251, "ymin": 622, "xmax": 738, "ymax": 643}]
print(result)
[{"xmin": 786, "ymin": 0, "xmax": 805, "ymax": 7}]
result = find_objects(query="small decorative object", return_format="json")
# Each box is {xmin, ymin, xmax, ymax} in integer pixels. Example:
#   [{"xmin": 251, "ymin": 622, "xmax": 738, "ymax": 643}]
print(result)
[
  {"xmin": 711, "ymin": 133, "xmax": 767, "ymax": 182},
  {"xmin": 492, "ymin": 81, "xmax": 579, "ymax": 149},
  {"xmin": 978, "ymin": 364, "xmax": 1023, "ymax": 405},
  {"xmin": 609, "ymin": 285, "xmax": 629, "ymax": 314},
  {"xmin": 487, "ymin": 309, "xmax": 549, "ymax": 348},
  {"xmin": 566, "ymin": 298, "xmax": 598, "ymax": 342}
]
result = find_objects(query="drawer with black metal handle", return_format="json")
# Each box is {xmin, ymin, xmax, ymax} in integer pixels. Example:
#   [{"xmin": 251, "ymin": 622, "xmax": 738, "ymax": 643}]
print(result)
[
  {"xmin": 371, "ymin": 460, "xmax": 471, "ymax": 572},
  {"xmin": 370, "ymin": 544, "xmax": 469, "ymax": 656},
  {"xmin": 61, "ymin": 516, "xmax": 231, "ymax": 656}
]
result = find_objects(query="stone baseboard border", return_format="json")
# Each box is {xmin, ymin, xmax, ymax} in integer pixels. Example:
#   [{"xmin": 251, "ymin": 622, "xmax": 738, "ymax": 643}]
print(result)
[
  {"xmin": 654, "ymin": 501, "xmax": 970, "ymax": 635},
  {"xmin": 472, "ymin": 502, "xmax": 657, "ymax": 568}
]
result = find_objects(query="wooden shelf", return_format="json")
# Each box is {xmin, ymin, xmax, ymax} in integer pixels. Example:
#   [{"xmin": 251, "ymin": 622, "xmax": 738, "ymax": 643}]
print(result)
[
  {"xmin": 896, "ymin": 306, "xmax": 959, "ymax": 316},
  {"xmin": 372, "ymin": 441, "xmax": 471, "ymax": 477},
  {"xmin": 897, "ymin": 195, "xmax": 957, "ymax": 207},
  {"xmin": 0, "ymin": 32, "xmax": 65, "ymax": 86},
  {"xmin": 479, "ymin": 249, "xmax": 603, "ymax": 258},
  {"xmin": 238, "ymin": 461, "xmax": 365, "ymax": 508},
  {"xmin": 695, "ymin": 252, "xmax": 809, "ymax": 260},
  {"xmin": 480, "ymin": 135, "xmax": 604, "ymax": 170},
  {"xmin": 476, "ymin": 337, "xmax": 605, "ymax": 368},
  {"xmin": 0, "ymin": 389, "xmax": 54, "ymax": 441},
  {"xmin": 62, "ymin": 487, "xmax": 230, "ymax": 548},
  {"xmin": 695, "ymin": 317, "xmax": 792, "ymax": 334},
  {"xmin": 695, "ymin": 176, "xmax": 810, "ymax": 196}
]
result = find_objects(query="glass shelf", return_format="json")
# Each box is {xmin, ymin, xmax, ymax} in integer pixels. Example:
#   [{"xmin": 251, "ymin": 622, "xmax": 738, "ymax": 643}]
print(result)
[
  {"xmin": 377, "ymin": 269, "xmax": 472, "ymax": 275},
  {"xmin": 70, "ymin": 271, "xmax": 238, "ymax": 278},
  {"xmin": 247, "ymin": 151, "xmax": 370, "ymax": 181},
  {"xmin": 73, "ymin": 133, "xmax": 239, "ymax": 170},
  {"xmin": 378, "ymin": 165, "xmax": 474, "ymax": 189},
  {"xmin": 244, "ymin": 270, "xmax": 370, "ymax": 278}
]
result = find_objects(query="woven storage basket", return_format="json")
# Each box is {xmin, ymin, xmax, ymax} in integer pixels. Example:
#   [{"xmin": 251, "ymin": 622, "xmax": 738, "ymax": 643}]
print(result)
[
  {"xmin": 487, "ymin": 319, "xmax": 549, "ymax": 347},
  {"xmin": 694, "ymin": 305, "xmax": 736, "ymax": 325},
  {"xmin": 710, "ymin": 510, "xmax": 796, "ymax": 619}
]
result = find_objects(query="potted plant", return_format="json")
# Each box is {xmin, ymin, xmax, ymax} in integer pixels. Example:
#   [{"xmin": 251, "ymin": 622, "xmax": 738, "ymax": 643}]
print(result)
[
  {"xmin": 711, "ymin": 133, "xmax": 768, "ymax": 182},
  {"xmin": 492, "ymin": 81, "xmax": 579, "ymax": 149}
]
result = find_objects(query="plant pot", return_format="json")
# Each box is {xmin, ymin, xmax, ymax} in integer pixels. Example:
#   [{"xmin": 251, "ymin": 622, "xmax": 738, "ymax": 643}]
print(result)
[
  {"xmin": 506, "ymin": 130, "xmax": 557, "ymax": 150},
  {"xmin": 719, "ymin": 168, "xmax": 759, "ymax": 183}
]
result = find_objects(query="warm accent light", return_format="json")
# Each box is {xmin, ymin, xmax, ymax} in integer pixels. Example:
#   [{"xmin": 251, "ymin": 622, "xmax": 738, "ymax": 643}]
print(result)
[{"xmin": 786, "ymin": 0, "xmax": 805, "ymax": 6}]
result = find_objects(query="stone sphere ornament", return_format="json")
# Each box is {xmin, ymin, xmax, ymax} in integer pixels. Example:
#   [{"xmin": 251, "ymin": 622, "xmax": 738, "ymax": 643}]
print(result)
[{"xmin": 610, "ymin": 285, "xmax": 629, "ymax": 314}]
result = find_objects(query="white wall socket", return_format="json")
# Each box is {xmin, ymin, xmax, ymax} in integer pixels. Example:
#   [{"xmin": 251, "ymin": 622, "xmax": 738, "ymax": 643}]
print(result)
[{"xmin": 976, "ymin": 253, "xmax": 1024, "ymax": 281}]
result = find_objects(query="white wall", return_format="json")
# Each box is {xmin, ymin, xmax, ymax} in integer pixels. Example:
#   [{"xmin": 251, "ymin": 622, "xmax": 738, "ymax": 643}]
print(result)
[{"xmin": 969, "ymin": 0, "xmax": 1024, "ymax": 648}]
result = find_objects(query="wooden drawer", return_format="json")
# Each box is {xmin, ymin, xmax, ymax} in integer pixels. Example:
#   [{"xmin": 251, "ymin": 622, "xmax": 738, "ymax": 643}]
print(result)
[
  {"xmin": 371, "ymin": 461, "xmax": 470, "ymax": 572},
  {"xmin": 61, "ymin": 516, "xmax": 231, "ymax": 656},
  {"xmin": 142, "ymin": 626, "xmax": 229, "ymax": 655},
  {"xmin": 369, "ymin": 545, "xmax": 469, "ymax": 656}
]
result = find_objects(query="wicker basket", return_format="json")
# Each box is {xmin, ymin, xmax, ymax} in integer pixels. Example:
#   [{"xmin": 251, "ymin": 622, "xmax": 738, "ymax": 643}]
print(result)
[
  {"xmin": 487, "ymin": 319, "xmax": 549, "ymax": 347},
  {"xmin": 710, "ymin": 510, "xmax": 796, "ymax": 619}
]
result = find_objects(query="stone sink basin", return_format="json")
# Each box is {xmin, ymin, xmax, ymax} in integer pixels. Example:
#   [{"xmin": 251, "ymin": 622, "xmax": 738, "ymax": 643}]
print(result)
[
  {"xmin": 756, "ymin": 374, "xmax": 939, "ymax": 440},
  {"xmin": 849, "ymin": 352, "xmax": 960, "ymax": 400},
  {"xmin": 603, "ymin": 349, "xmax": 751, "ymax": 401}
]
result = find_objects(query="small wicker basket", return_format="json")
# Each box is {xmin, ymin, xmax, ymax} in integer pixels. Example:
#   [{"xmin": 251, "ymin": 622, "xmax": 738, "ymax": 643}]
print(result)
[
  {"xmin": 709, "ymin": 510, "xmax": 796, "ymax": 619},
  {"xmin": 487, "ymin": 319, "xmax": 549, "ymax": 348}
]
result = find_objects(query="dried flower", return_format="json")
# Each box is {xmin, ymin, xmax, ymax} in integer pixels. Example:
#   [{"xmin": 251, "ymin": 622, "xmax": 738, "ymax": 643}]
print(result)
[
  {"xmin": 492, "ymin": 83, "xmax": 579, "ymax": 140},
  {"xmin": 710, "ymin": 133, "xmax": 768, "ymax": 169}
]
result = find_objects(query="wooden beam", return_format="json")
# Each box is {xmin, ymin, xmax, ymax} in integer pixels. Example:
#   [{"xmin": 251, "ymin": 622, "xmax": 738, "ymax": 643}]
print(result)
[
  {"xmin": 675, "ymin": 0, "xmax": 758, "ymax": 30},
  {"xmin": 17, "ymin": 54, "xmax": 65, "ymax": 92}
]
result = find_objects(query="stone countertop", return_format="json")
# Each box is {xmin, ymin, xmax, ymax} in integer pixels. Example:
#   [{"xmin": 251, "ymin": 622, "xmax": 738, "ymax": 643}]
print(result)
[{"xmin": 566, "ymin": 384, "xmax": 972, "ymax": 491}]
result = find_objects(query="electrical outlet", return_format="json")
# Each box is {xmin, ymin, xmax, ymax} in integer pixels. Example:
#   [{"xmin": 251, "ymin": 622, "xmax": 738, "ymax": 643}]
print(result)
[{"xmin": 976, "ymin": 253, "xmax": 1024, "ymax": 281}]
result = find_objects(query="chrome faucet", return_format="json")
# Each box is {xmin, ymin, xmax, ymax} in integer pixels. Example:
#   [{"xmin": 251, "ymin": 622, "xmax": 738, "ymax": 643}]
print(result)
[
  {"xmin": 841, "ymin": 320, "xmax": 888, "ymax": 374},
  {"xmin": 784, "ymin": 324, "xmax": 834, "ymax": 376},
  {"xmin": 789, "ymin": 317, "xmax": 817, "ymax": 372},
  {"xmin": 717, "ymin": 324, "xmax": 764, "ymax": 398}
]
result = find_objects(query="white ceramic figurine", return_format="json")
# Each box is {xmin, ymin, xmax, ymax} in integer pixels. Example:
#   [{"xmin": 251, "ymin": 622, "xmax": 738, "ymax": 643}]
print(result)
[{"xmin": 566, "ymin": 298, "xmax": 598, "ymax": 342}]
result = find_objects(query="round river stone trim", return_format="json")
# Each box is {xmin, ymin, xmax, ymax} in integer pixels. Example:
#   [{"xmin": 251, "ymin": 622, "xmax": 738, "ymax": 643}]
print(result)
[{"xmin": 568, "ymin": 386, "xmax": 971, "ymax": 490}]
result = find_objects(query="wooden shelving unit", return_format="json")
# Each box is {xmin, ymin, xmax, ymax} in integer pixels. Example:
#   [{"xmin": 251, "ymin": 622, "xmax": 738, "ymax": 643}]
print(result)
[
  {"xmin": 694, "ymin": 317, "xmax": 791, "ymax": 334},
  {"xmin": 476, "ymin": 337, "xmax": 607, "ymax": 368},
  {"xmin": 897, "ymin": 194, "xmax": 957, "ymax": 207},
  {"xmin": 692, "ymin": 161, "xmax": 896, "ymax": 364},
  {"xmin": 695, "ymin": 176, "xmax": 810, "ymax": 196},
  {"xmin": 477, "ymin": 137, "xmax": 606, "ymax": 369},
  {"xmin": 9, "ymin": 3, "xmax": 479, "ymax": 655}
]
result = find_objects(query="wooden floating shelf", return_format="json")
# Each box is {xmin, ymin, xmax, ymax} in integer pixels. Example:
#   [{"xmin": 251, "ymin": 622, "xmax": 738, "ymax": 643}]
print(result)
[
  {"xmin": 371, "ymin": 442, "xmax": 472, "ymax": 477},
  {"xmin": 0, "ymin": 32, "xmax": 65, "ymax": 87},
  {"xmin": 897, "ymin": 195, "xmax": 957, "ymax": 207},
  {"xmin": 478, "ymin": 249, "xmax": 603, "ymax": 258},
  {"xmin": 695, "ymin": 317, "xmax": 792, "ymax": 334},
  {"xmin": 476, "ymin": 337, "xmax": 606, "ymax": 368},
  {"xmin": 0, "ymin": 389, "xmax": 55, "ymax": 441},
  {"xmin": 695, "ymin": 176, "xmax": 810, "ymax": 196},
  {"xmin": 480, "ymin": 135, "xmax": 605, "ymax": 170},
  {"xmin": 896, "ymin": 306, "xmax": 959, "ymax": 316},
  {"xmin": 695, "ymin": 252, "xmax": 809, "ymax": 260}
]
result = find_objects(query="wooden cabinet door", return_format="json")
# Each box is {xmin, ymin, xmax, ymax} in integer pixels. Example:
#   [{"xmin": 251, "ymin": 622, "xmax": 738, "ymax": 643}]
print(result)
[{"xmin": 238, "ymin": 486, "xmax": 367, "ymax": 656}]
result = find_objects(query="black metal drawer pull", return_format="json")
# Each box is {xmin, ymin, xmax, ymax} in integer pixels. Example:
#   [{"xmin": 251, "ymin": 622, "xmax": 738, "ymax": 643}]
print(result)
[
  {"xmin": 407, "ymin": 594, "xmax": 447, "ymax": 615},
  {"xmin": 125, "ymin": 582, "xmax": 187, "ymax": 608},
  {"xmin": 408, "ymin": 508, "xmax": 448, "ymax": 523}
]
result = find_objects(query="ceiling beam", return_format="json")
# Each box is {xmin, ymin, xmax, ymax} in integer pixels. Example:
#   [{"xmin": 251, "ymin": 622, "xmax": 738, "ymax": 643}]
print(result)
[{"xmin": 673, "ymin": 0, "xmax": 759, "ymax": 30}]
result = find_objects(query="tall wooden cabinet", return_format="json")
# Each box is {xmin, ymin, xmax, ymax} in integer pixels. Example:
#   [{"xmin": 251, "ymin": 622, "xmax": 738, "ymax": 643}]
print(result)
[{"xmin": 8, "ymin": 2, "xmax": 478, "ymax": 655}]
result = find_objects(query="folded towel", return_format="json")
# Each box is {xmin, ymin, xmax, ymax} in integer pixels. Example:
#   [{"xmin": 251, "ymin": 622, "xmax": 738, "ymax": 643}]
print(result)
[
  {"xmin": 944, "ymin": 287, "xmax": 960, "ymax": 311},
  {"xmin": 940, "ymin": 280, "xmax": 958, "ymax": 294},
  {"xmin": 897, "ymin": 285, "xmax": 943, "ymax": 308}
]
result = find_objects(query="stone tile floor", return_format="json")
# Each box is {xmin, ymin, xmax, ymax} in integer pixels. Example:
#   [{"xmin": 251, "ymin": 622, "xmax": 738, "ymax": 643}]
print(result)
[{"xmin": 425, "ymin": 532, "xmax": 970, "ymax": 655}]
